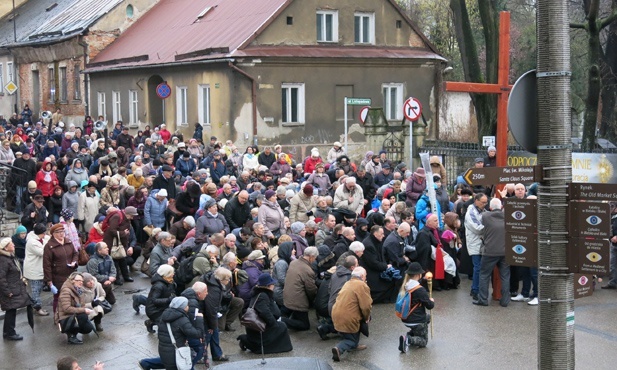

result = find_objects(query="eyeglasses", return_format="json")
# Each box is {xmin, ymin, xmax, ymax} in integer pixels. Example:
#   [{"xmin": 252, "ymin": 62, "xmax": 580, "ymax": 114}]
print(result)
[
  {"xmin": 73, "ymin": 279, "xmax": 84, "ymax": 282},
  {"xmin": 53, "ymin": 230, "xmax": 65, "ymax": 234}
]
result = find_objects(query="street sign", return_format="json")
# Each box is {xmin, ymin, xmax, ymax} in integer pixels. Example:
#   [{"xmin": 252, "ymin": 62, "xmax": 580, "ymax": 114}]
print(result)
[
  {"xmin": 573, "ymin": 274, "xmax": 594, "ymax": 299},
  {"xmin": 505, "ymin": 232, "xmax": 537, "ymax": 267},
  {"xmin": 570, "ymin": 182, "xmax": 617, "ymax": 201},
  {"xmin": 403, "ymin": 97, "xmax": 422, "ymax": 121},
  {"xmin": 346, "ymin": 98, "xmax": 371, "ymax": 106},
  {"xmin": 482, "ymin": 136, "xmax": 496, "ymax": 147},
  {"xmin": 569, "ymin": 201, "xmax": 611, "ymax": 238},
  {"xmin": 359, "ymin": 106, "xmax": 370, "ymax": 124},
  {"xmin": 504, "ymin": 198, "xmax": 537, "ymax": 232},
  {"xmin": 463, "ymin": 165, "xmax": 541, "ymax": 186},
  {"xmin": 568, "ymin": 238, "xmax": 610, "ymax": 274},
  {"xmin": 156, "ymin": 82, "xmax": 172, "ymax": 99},
  {"xmin": 4, "ymin": 81, "xmax": 17, "ymax": 95}
]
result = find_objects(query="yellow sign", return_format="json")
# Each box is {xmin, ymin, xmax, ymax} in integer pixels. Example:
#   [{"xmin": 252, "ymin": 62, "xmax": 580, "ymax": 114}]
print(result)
[{"xmin": 4, "ymin": 81, "xmax": 17, "ymax": 95}]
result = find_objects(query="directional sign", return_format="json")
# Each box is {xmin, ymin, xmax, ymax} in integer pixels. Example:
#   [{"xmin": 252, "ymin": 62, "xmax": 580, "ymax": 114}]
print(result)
[
  {"xmin": 568, "ymin": 238, "xmax": 611, "ymax": 275},
  {"xmin": 569, "ymin": 201, "xmax": 611, "ymax": 238},
  {"xmin": 403, "ymin": 97, "xmax": 422, "ymax": 121},
  {"xmin": 573, "ymin": 274, "xmax": 594, "ymax": 299},
  {"xmin": 346, "ymin": 98, "xmax": 371, "ymax": 106},
  {"xmin": 359, "ymin": 106, "xmax": 370, "ymax": 124},
  {"xmin": 570, "ymin": 183, "xmax": 617, "ymax": 201},
  {"xmin": 463, "ymin": 166, "xmax": 541, "ymax": 186},
  {"xmin": 504, "ymin": 198, "xmax": 537, "ymax": 232},
  {"xmin": 156, "ymin": 82, "xmax": 172, "ymax": 99},
  {"xmin": 505, "ymin": 232, "xmax": 537, "ymax": 267}
]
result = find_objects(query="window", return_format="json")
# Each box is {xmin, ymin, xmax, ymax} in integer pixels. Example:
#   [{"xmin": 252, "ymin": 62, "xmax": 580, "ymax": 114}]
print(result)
[
  {"xmin": 382, "ymin": 83, "xmax": 404, "ymax": 121},
  {"xmin": 48, "ymin": 68, "xmax": 55, "ymax": 102},
  {"xmin": 73, "ymin": 63, "xmax": 81, "ymax": 100},
  {"xmin": 6, "ymin": 62, "xmax": 13, "ymax": 82},
  {"xmin": 59, "ymin": 67, "xmax": 67, "ymax": 101},
  {"xmin": 97, "ymin": 92, "xmax": 106, "ymax": 119},
  {"xmin": 287, "ymin": 16, "xmax": 293, "ymax": 25},
  {"xmin": 281, "ymin": 83, "xmax": 305, "ymax": 124},
  {"xmin": 198, "ymin": 84, "xmax": 211, "ymax": 125},
  {"xmin": 354, "ymin": 12, "xmax": 375, "ymax": 44},
  {"xmin": 112, "ymin": 91, "xmax": 122, "ymax": 123},
  {"xmin": 176, "ymin": 86, "xmax": 188, "ymax": 125},
  {"xmin": 316, "ymin": 10, "xmax": 338, "ymax": 42},
  {"xmin": 126, "ymin": 4, "xmax": 134, "ymax": 18},
  {"xmin": 129, "ymin": 90, "xmax": 138, "ymax": 125}
]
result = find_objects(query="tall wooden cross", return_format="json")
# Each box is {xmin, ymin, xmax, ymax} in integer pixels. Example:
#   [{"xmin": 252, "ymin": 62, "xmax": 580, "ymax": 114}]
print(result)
[{"xmin": 445, "ymin": 11, "xmax": 511, "ymax": 167}]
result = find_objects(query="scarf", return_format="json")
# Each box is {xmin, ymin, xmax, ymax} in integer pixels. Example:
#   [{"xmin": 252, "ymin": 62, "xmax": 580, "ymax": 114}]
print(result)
[
  {"xmin": 73, "ymin": 166, "xmax": 84, "ymax": 174},
  {"xmin": 42, "ymin": 170, "xmax": 52, "ymax": 182},
  {"xmin": 430, "ymin": 227, "xmax": 445, "ymax": 280}
]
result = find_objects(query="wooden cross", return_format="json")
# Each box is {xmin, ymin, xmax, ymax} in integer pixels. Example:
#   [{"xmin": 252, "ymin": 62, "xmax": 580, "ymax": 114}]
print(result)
[{"xmin": 445, "ymin": 11, "xmax": 512, "ymax": 168}]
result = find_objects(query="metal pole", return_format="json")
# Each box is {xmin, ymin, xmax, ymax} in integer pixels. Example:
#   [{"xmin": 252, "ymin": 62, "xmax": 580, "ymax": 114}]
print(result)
[
  {"xmin": 536, "ymin": 0, "xmax": 574, "ymax": 369},
  {"xmin": 162, "ymin": 99, "xmax": 166, "ymax": 124},
  {"xmin": 344, "ymin": 97, "xmax": 348, "ymax": 154},
  {"xmin": 409, "ymin": 119, "xmax": 413, "ymax": 170}
]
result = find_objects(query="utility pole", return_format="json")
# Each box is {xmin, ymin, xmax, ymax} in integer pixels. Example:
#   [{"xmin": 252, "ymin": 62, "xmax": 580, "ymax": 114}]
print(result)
[{"xmin": 536, "ymin": 0, "xmax": 574, "ymax": 369}]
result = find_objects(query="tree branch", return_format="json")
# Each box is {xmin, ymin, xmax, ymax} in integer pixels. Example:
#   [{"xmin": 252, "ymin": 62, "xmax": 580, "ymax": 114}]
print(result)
[
  {"xmin": 570, "ymin": 22, "xmax": 587, "ymax": 29},
  {"xmin": 600, "ymin": 10, "xmax": 617, "ymax": 30}
]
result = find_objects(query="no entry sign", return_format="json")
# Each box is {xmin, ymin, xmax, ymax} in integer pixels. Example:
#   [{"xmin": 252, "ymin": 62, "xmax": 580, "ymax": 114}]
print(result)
[{"xmin": 403, "ymin": 97, "xmax": 422, "ymax": 121}]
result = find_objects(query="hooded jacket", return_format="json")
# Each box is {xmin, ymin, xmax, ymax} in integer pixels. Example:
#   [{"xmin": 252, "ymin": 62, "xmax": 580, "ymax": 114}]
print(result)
[
  {"xmin": 64, "ymin": 159, "xmax": 89, "ymax": 187},
  {"xmin": 145, "ymin": 273, "xmax": 176, "ymax": 322},
  {"xmin": 0, "ymin": 248, "xmax": 31, "ymax": 311},
  {"xmin": 272, "ymin": 242, "xmax": 295, "ymax": 306},
  {"xmin": 157, "ymin": 306, "xmax": 203, "ymax": 369},
  {"xmin": 195, "ymin": 211, "xmax": 230, "ymax": 242},
  {"xmin": 237, "ymin": 260, "xmax": 263, "ymax": 305},
  {"xmin": 35, "ymin": 159, "xmax": 58, "ymax": 197},
  {"xmin": 144, "ymin": 190, "xmax": 168, "ymax": 228},
  {"xmin": 289, "ymin": 192, "xmax": 316, "ymax": 223},
  {"xmin": 62, "ymin": 181, "xmax": 80, "ymax": 216},
  {"xmin": 23, "ymin": 231, "xmax": 50, "ymax": 281},
  {"xmin": 78, "ymin": 189, "xmax": 100, "ymax": 230},
  {"xmin": 258, "ymin": 199, "xmax": 285, "ymax": 238}
]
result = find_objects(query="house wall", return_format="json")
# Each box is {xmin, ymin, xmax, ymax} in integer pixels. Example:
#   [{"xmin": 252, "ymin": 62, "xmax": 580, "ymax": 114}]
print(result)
[
  {"xmin": 254, "ymin": 0, "xmax": 426, "ymax": 47},
  {"xmin": 0, "ymin": 52, "xmax": 18, "ymax": 117}
]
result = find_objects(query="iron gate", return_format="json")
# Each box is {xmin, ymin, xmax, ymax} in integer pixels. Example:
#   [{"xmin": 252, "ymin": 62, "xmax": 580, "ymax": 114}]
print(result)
[{"xmin": 382, "ymin": 126, "xmax": 405, "ymax": 164}]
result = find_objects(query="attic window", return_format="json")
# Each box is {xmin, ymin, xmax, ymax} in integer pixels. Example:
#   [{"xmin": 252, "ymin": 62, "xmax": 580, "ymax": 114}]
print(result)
[
  {"xmin": 126, "ymin": 4, "xmax": 134, "ymax": 18},
  {"xmin": 287, "ymin": 16, "xmax": 293, "ymax": 25},
  {"xmin": 396, "ymin": 20, "xmax": 402, "ymax": 29},
  {"xmin": 196, "ymin": 6, "xmax": 213, "ymax": 20},
  {"xmin": 46, "ymin": 3, "xmax": 58, "ymax": 11}
]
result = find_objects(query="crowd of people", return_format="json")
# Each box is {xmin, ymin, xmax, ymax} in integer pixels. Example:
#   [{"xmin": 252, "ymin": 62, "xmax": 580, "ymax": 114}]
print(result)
[{"xmin": 2, "ymin": 112, "xmax": 596, "ymax": 368}]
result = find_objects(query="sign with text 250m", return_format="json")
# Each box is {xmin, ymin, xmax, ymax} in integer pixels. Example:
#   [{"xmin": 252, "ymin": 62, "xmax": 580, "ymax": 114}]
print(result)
[{"xmin": 505, "ymin": 232, "xmax": 537, "ymax": 267}]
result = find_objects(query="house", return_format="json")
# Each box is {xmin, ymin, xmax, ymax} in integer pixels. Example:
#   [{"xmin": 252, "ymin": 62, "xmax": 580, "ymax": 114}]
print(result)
[
  {"xmin": 0, "ymin": 0, "xmax": 159, "ymax": 125},
  {"xmin": 86, "ymin": 0, "xmax": 446, "ymax": 152}
]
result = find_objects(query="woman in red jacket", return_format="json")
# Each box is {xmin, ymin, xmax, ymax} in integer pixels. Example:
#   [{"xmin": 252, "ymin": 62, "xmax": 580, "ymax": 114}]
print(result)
[{"xmin": 35, "ymin": 159, "xmax": 59, "ymax": 213}]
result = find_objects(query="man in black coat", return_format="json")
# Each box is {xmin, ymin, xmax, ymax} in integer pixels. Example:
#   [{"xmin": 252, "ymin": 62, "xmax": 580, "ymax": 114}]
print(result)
[
  {"xmin": 181, "ymin": 282, "xmax": 208, "ymax": 365},
  {"xmin": 202, "ymin": 268, "xmax": 229, "ymax": 361},
  {"xmin": 383, "ymin": 222, "xmax": 411, "ymax": 275},
  {"xmin": 360, "ymin": 225, "xmax": 395, "ymax": 303},
  {"xmin": 414, "ymin": 214, "xmax": 439, "ymax": 272},
  {"xmin": 332, "ymin": 227, "xmax": 355, "ymax": 261},
  {"xmin": 353, "ymin": 168, "xmax": 376, "ymax": 215},
  {"xmin": 152, "ymin": 165, "xmax": 176, "ymax": 200},
  {"xmin": 12, "ymin": 151, "xmax": 37, "ymax": 214},
  {"xmin": 116, "ymin": 127, "xmax": 134, "ymax": 150},
  {"xmin": 258, "ymin": 146, "xmax": 276, "ymax": 169},
  {"xmin": 175, "ymin": 182, "xmax": 201, "ymax": 219},
  {"xmin": 20, "ymin": 195, "xmax": 47, "ymax": 232},
  {"xmin": 223, "ymin": 190, "xmax": 251, "ymax": 231}
]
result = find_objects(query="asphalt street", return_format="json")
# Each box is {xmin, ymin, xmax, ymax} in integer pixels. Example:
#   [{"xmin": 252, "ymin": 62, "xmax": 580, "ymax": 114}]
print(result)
[{"xmin": 2, "ymin": 269, "xmax": 617, "ymax": 370}]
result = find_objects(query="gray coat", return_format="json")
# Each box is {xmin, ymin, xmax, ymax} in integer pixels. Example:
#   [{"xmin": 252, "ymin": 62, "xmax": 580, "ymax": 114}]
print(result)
[
  {"xmin": 481, "ymin": 210, "xmax": 506, "ymax": 256},
  {"xmin": 86, "ymin": 252, "xmax": 117, "ymax": 283},
  {"xmin": 257, "ymin": 200, "xmax": 285, "ymax": 238},
  {"xmin": 149, "ymin": 243, "xmax": 173, "ymax": 276},
  {"xmin": 328, "ymin": 264, "xmax": 352, "ymax": 315},
  {"xmin": 62, "ymin": 187, "xmax": 80, "ymax": 217},
  {"xmin": 195, "ymin": 212, "xmax": 230, "ymax": 243}
]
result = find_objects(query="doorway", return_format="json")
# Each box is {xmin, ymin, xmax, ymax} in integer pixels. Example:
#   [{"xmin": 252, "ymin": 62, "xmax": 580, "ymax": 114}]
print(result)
[{"xmin": 147, "ymin": 75, "xmax": 164, "ymax": 126}]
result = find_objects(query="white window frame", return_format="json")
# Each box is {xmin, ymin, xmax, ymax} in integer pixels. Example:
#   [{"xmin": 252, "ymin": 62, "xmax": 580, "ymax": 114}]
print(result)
[
  {"xmin": 97, "ymin": 92, "xmax": 106, "ymax": 120},
  {"xmin": 59, "ymin": 66, "xmax": 68, "ymax": 102},
  {"xmin": 197, "ymin": 84, "xmax": 211, "ymax": 125},
  {"xmin": 382, "ymin": 83, "xmax": 404, "ymax": 121},
  {"xmin": 354, "ymin": 12, "xmax": 375, "ymax": 44},
  {"xmin": 129, "ymin": 89, "xmax": 139, "ymax": 126},
  {"xmin": 6, "ymin": 61, "xmax": 13, "ymax": 82},
  {"xmin": 112, "ymin": 90, "xmax": 122, "ymax": 123},
  {"xmin": 176, "ymin": 86, "xmax": 188, "ymax": 126},
  {"xmin": 0, "ymin": 64, "xmax": 4, "ymax": 92},
  {"xmin": 316, "ymin": 10, "xmax": 338, "ymax": 42},
  {"xmin": 281, "ymin": 83, "xmax": 305, "ymax": 124}
]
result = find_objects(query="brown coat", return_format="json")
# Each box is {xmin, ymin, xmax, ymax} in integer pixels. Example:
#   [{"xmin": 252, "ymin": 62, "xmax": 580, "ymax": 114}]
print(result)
[
  {"xmin": 0, "ymin": 251, "xmax": 31, "ymax": 311},
  {"xmin": 43, "ymin": 236, "xmax": 78, "ymax": 288},
  {"xmin": 332, "ymin": 277, "xmax": 373, "ymax": 334},
  {"xmin": 55, "ymin": 280, "xmax": 87, "ymax": 324},
  {"xmin": 282, "ymin": 257, "xmax": 317, "ymax": 312}
]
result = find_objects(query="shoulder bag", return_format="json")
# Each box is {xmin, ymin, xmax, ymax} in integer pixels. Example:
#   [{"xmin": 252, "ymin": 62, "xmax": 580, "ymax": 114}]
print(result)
[
  {"xmin": 240, "ymin": 293, "xmax": 266, "ymax": 332},
  {"xmin": 78, "ymin": 246, "xmax": 90, "ymax": 266},
  {"xmin": 110, "ymin": 231, "xmax": 127, "ymax": 259},
  {"xmin": 166, "ymin": 322, "xmax": 192, "ymax": 370}
]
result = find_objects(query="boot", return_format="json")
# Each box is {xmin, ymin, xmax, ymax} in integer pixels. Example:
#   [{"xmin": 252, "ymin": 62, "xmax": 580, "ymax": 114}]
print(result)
[
  {"xmin": 132, "ymin": 294, "xmax": 141, "ymax": 314},
  {"xmin": 145, "ymin": 319, "xmax": 155, "ymax": 333},
  {"xmin": 94, "ymin": 316, "xmax": 103, "ymax": 332},
  {"xmin": 67, "ymin": 334, "xmax": 83, "ymax": 345}
]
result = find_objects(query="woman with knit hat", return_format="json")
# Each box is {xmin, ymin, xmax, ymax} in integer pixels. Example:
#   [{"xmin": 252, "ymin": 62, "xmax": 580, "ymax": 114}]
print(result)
[
  {"xmin": 11, "ymin": 225, "xmax": 27, "ymax": 268},
  {"xmin": 44, "ymin": 223, "xmax": 78, "ymax": 313},
  {"xmin": 288, "ymin": 183, "xmax": 316, "ymax": 224},
  {"xmin": 0, "ymin": 237, "xmax": 32, "ymax": 340}
]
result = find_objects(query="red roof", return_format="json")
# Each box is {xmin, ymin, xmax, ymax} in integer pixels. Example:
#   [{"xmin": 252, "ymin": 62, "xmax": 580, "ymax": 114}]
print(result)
[{"xmin": 89, "ymin": 0, "xmax": 290, "ymax": 69}]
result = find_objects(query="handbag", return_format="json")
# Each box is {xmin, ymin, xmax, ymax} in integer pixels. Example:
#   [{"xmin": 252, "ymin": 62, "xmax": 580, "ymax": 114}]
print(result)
[
  {"xmin": 110, "ymin": 231, "xmax": 127, "ymax": 259},
  {"xmin": 59, "ymin": 314, "xmax": 78, "ymax": 333},
  {"xmin": 98, "ymin": 299, "xmax": 113, "ymax": 314},
  {"xmin": 143, "ymin": 225, "xmax": 154, "ymax": 236},
  {"xmin": 78, "ymin": 246, "xmax": 90, "ymax": 266},
  {"xmin": 166, "ymin": 323, "xmax": 193, "ymax": 370},
  {"xmin": 140, "ymin": 257, "xmax": 152, "ymax": 277},
  {"xmin": 240, "ymin": 293, "xmax": 266, "ymax": 332}
]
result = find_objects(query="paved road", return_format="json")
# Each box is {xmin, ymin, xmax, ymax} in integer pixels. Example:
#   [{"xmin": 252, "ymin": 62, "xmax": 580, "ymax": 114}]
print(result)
[{"xmin": 2, "ymin": 271, "xmax": 617, "ymax": 370}]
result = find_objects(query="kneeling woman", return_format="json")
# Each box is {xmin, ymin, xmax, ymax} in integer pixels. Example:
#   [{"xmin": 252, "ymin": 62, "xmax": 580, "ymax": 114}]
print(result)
[
  {"xmin": 237, "ymin": 272, "xmax": 293, "ymax": 354},
  {"xmin": 55, "ymin": 272, "xmax": 95, "ymax": 344}
]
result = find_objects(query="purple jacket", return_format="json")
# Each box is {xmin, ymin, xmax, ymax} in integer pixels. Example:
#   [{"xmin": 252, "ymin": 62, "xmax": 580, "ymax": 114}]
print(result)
[
  {"xmin": 405, "ymin": 175, "xmax": 426, "ymax": 207},
  {"xmin": 291, "ymin": 234, "xmax": 310, "ymax": 257},
  {"xmin": 237, "ymin": 260, "xmax": 263, "ymax": 305}
]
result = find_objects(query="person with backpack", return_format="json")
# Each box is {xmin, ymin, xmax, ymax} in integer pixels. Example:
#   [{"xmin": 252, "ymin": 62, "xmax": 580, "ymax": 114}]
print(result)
[{"xmin": 396, "ymin": 262, "xmax": 434, "ymax": 353}]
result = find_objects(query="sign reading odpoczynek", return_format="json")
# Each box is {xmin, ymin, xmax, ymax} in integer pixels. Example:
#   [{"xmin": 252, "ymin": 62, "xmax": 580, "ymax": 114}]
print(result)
[
  {"xmin": 508, "ymin": 152, "xmax": 617, "ymax": 184},
  {"xmin": 505, "ymin": 232, "xmax": 537, "ymax": 267},
  {"xmin": 504, "ymin": 198, "xmax": 537, "ymax": 232},
  {"xmin": 464, "ymin": 166, "xmax": 540, "ymax": 186},
  {"xmin": 569, "ymin": 201, "xmax": 611, "ymax": 238}
]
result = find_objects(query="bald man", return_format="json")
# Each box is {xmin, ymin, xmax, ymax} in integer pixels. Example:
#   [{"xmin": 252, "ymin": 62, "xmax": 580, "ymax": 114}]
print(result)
[
  {"xmin": 415, "ymin": 214, "xmax": 440, "ymax": 273},
  {"xmin": 384, "ymin": 222, "xmax": 412, "ymax": 275}
]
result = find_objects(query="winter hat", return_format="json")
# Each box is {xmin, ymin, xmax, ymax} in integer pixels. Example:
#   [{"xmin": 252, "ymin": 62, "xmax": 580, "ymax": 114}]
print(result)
[
  {"xmin": 61, "ymin": 209, "xmax": 74, "ymax": 220},
  {"xmin": 257, "ymin": 273, "xmax": 276, "ymax": 287},
  {"xmin": 487, "ymin": 145, "xmax": 496, "ymax": 153},
  {"xmin": 28, "ymin": 180, "xmax": 37, "ymax": 189},
  {"xmin": 285, "ymin": 189, "xmax": 295, "ymax": 199},
  {"xmin": 303, "ymin": 183, "xmax": 313, "ymax": 196},
  {"xmin": 157, "ymin": 189, "xmax": 168, "ymax": 198},
  {"xmin": 15, "ymin": 225, "xmax": 27, "ymax": 235},
  {"xmin": 169, "ymin": 296, "xmax": 189, "ymax": 310},
  {"xmin": 126, "ymin": 186, "xmax": 136, "ymax": 196},
  {"xmin": 264, "ymin": 190, "xmax": 276, "ymax": 199},
  {"xmin": 124, "ymin": 206, "xmax": 139, "ymax": 216},
  {"xmin": 413, "ymin": 167, "xmax": 426, "ymax": 178},
  {"xmin": 0, "ymin": 238, "xmax": 11, "ymax": 250},
  {"xmin": 50, "ymin": 224, "xmax": 64, "ymax": 234},
  {"xmin": 183, "ymin": 216, "xmax": 195, "ymax": 228},
  {"xmin": 291, "ymin": 222, "xmax": 305, "ymax": 234},
  {"xmin": 204, "ymin": 198, "xmax": 217, "ymax": 209},
  {"xmin": 247, "ymin": 250, "xmax": 266, "ymax": 261},
  {"xmin": 157, "ymin": 264, "xmax": 175, "ymax": 278},
  {"xmin": 178, "ymin": 142, "xmax": 186, "ymax": 148}
]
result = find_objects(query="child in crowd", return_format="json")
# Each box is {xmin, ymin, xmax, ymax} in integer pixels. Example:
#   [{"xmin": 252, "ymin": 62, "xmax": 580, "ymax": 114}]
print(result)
[{"xmin": 396, "ymin": 262, "xmax": 434, "ymax": 353}]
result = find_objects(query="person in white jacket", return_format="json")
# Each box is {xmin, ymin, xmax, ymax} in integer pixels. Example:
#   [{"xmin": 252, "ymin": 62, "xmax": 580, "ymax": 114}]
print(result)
[
  {"xmin": 464, "ymin": 193, "xmax": 488, "ymax": 301},
  {"xmin": 23, "ymin": 224, "xmax": 50, "ymax": 316},
  {"xmin": 333, "ymin": 177, "xmax": 364, "ymax": 216},
  {"xmin": 78, "ymin": 181, "xmax": 101, "ymax": 231}
]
